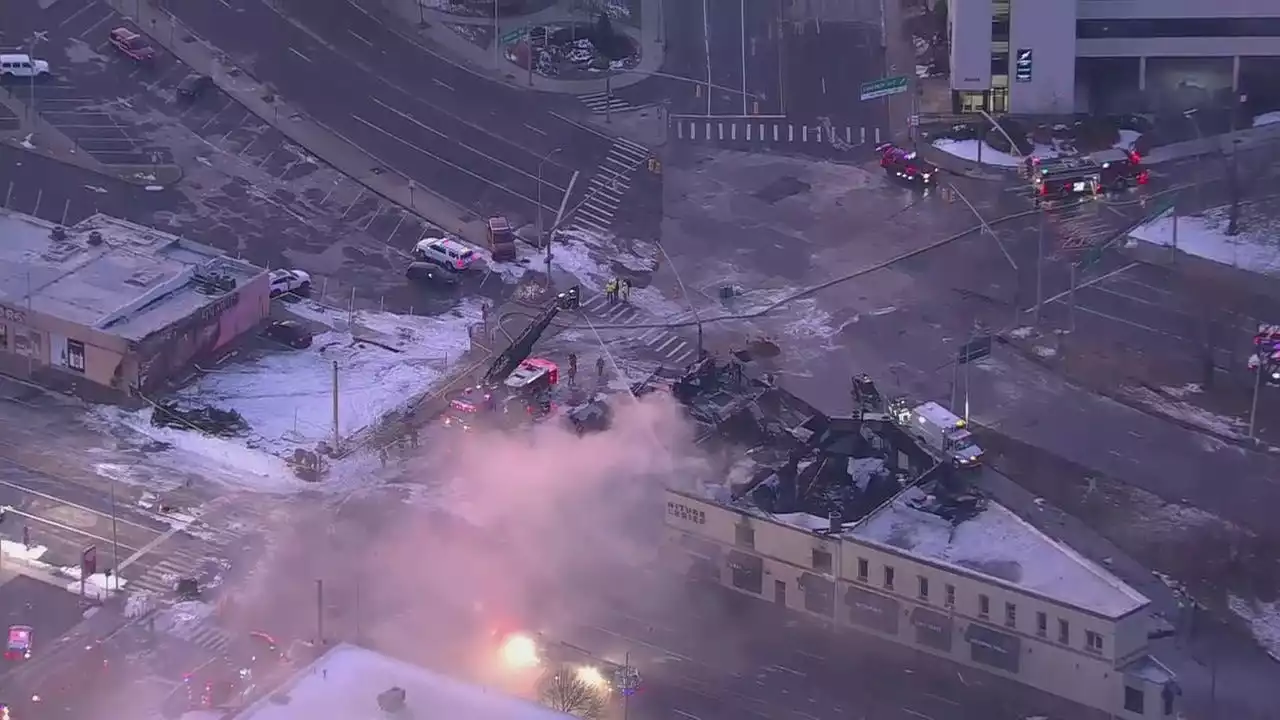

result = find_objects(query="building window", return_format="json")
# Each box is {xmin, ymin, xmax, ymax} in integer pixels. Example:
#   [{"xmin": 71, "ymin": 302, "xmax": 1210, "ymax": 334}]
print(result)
[
  {"xmin": 66, "ymin": 338, "xmax": 86, "ymax": 373},
  {"xmin": 990, "ymin": 18, "xmax": 1009, "ymax": 42},
  {"xmin": 989, "ymin": 52, "xmax": 1008, "ymax": 78},
  {"xmin": 944, "ymin": 584, "xmax": 955, "ymax": 609},
  {"xmin": 734, "ymin": 524, "xmax": 754, "ymax": 549},
  {"xmin": 1004, "ymin": 602, "xmax": 1017, "ymax": 628},
  {"xmin": 856, "ymin": 557, "xmax": 869, "ymax": 582},
  {"xmin": 1124, "ymin": 686, "xmax": 1145, "ymax": 714},
  {"xmin": 1058, "ymin": 619, "xmax": 1070, "ymax": 644},
  {"xmin": 1086, "ymin": 630, "xmax": 1104, "ymax": 653},
  {"xmin": 811, "ymin": 549, "xmax": 833, "ymax": 574},
  {"xmin": 0, "ymin": 324, "xmax": 7, "ymax": 351},
  {"xmin": 1076, "ymin": 17, "xmax": 1280, "ymax": 39},
  {"xmin": 1036, "ymin": 612, "xmax": 1047, "ymax": 638},
  {"xmin": 917, "ymin": 576, "xmax": 929, "ymax": 601},
  {"xmin": 883, "ymin": 565, "xmax": 895, "ymax": 591},
  {"xmin": 977, "ymin": 594, "xmax": 990, "ymax": 619}
]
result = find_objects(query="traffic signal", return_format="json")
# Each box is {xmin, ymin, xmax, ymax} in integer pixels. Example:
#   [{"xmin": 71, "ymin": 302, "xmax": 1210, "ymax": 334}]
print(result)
[{"xmin": 647, "ymin": 157, "xmax": 661, "ymax": 174}]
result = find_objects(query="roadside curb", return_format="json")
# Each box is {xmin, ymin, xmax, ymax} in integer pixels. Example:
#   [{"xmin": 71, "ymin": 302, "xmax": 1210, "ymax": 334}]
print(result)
[{"xmin": 1, "ymin": 134, "xmax": 182, "ymax": 190}]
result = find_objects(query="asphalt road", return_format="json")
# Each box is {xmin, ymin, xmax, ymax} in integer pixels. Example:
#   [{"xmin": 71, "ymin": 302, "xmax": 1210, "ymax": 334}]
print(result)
[
  {"xmin": 781, "ymin": 20, "xmax": 886, "ymax": 123},
  {"xmin": 0, "ymin": 574, "xmax": 86, "ymax": 667},
  {"xmin": 165, "ymin": 0, "xmax": 619, "ymax": 230}
]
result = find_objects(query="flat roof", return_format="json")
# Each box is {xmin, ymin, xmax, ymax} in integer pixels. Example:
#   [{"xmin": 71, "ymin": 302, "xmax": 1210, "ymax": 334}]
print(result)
[
  {"xmin": 233, "ymin": 643, "xmax": 574, "ymax": 720},
  {"xmin": 0, "ymin": 211, "xmax": 263, "ymax": 342},
  {"xmin": 848, "ymin": 486, "xmax": 1149, "ymax": 619}
]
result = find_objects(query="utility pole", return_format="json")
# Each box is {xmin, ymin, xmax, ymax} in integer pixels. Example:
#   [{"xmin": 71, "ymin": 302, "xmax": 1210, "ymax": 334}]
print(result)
[
  {"xmin": 653, "ymin": 241, "xmax": 703, "ymax": 358},
  {"xmin": 316, "ymin": 579, "xmax": 325, "ymax": 643},
  {"xmin": 537, "ymin": 148, "xmax": 562, "ymax": 287},
  {"xmin": 1248, "ymin": 355, "xmax": 1264, "ymax": 443},
  {"xmin": 526, "ymin": 22, "xmax": 534, "ymax": 86},
  {"xmin": 492, "ymin": 0, "xmax": 500, "ymax": 66},
  {"xmin": 1068, "ymin": 262, "xmax": 1077, "ymax": 333},
  {"xmin": 604, "ymin": 72, "xmax": 613, "ymax": 124},
  {"xmin": 331, "ymin": 361, "xmax": 340, "ymax": 451},
  {"xmin": 1226, "ymin": 139, "xmax": 1242, "ymax": 236},
  {"xmin": 1034, "ymin": 211, "xmax": 1046, "ymax": 327},
  {"xmin": 110, "ymin": 477, "xmax": 120, "ymax": 590},
  {"xmin": 950, "ymin": 353, "xmax": 959, "ymax": 413}
]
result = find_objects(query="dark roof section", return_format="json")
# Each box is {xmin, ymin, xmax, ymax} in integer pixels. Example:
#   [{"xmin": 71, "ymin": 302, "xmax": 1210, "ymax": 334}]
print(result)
[{"xmin": 645, "ymin": 360, "xmax": 970, "ymax": 531}]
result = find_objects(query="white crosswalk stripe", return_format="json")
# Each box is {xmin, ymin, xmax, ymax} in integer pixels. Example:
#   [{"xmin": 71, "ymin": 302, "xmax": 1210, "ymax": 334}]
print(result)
[
  {"xmin": 166, "ymin": 616, "xmax": 234, "ymax": 654},
  {"xmin": 671, "ymin": 115, "xmax": 880, "ymax": 147},
  {"xmin": 562, "ymin": 138, "xmax": 650, "ymax": 238},
  {"xmin": 578, "ymin": 92, "xmax": 650, "ymax": 114},
  {"xmin": 579, "ymin": 294, "xmax": 697, "ymax": 366},
  {"xmin": 126, "ymin": 506, "xmax": 264, "ymax": 596}
]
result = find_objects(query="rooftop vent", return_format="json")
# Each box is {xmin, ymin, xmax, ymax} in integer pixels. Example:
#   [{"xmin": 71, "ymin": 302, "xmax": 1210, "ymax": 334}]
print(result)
[
  {"xmin": 50, "ymin": 226, "xmax": 67, "ymax": 243},
  {"xmin": 87, "ymin": 230, "xmax": 104, "ymax": 246}
]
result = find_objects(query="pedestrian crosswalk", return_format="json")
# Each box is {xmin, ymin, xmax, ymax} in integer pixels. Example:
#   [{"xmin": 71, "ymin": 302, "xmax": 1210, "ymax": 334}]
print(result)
[
  {"xmin": 563, "ymin": 137, "xmax": 650, "ymax": 236},
  {"xmin": 670, "ymin": 115, "xmax": 880, "ymax": 150},
  {"xmin": 580, "ymin": 293, "xmax": 698, "ymax": 366},
  {"xmin": 126, "ymin": 506, "xmax": 261, "ymax": 597},
  {"xmin": 578, "ymin": 92, "xmax": 649, "ymax": 114},
  {"xmin": 167, "ymin": 614, "xmax": 234, "ymax": 654}
]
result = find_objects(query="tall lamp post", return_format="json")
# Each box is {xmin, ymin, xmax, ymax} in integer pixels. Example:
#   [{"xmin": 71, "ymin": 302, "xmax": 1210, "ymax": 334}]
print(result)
[
  {"xmin": 652, "ymin": 242, "xmax": 704, "ymax": 358},
  {"xmin": 536, "ymin": 147, "xmax": 563, "ymax": 284},
  {"xmin": 27, "ymin": 31, "xmax": 48, "ymax": 122}
]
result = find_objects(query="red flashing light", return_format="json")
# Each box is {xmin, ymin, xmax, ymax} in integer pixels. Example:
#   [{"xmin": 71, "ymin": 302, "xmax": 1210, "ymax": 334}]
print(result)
[
  {"xmin": 456, "ymin": 259, "xmax": 465, "ymax": 269},
  {"xmin": 1038, "ymin": 183, "xmax": 1047, "ymax": 196},
  {"xmin": 1137, "ymin": 170, "xmax": 1150, "ymax": 185}
]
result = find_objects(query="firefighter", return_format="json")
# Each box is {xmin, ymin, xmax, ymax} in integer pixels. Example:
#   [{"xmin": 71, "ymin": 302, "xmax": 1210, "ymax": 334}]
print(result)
[
  {"xmin": 605, "ymin": 278, "xmax": 618, "ymax": 305},
  {"xmin": 620, "ymin": 277, "xmax": 631, "ymax": 303},
  {"xmin": 379, "ymin": 447, "xmax": 388, "ymax": 468},
  {"xmin": 567, "ymin": 353, "xmax": 578, "ymax": 386},
  {"xmin": 596, "ymin": 356, "xmax": 606, "ymax": 381}
]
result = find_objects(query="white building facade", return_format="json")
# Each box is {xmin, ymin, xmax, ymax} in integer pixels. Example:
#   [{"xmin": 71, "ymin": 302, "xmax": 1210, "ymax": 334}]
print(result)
[
  {"xmin": 946, "ymin": 0, "xmax": 1280, "ymax": 114},
  {"xmin": 663, "ymin": 489, "xmax": 1181, "ymax": 720}
]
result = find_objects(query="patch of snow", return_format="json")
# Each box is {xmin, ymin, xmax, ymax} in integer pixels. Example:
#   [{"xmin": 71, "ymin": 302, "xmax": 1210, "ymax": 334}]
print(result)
[
  {"xmin": 1120, "ymin": 385, "xmax": 1247, "ymax": 439},
  {"xmin": 19, "ymin": 133, "xmax": 35, "ymax": 150},
  {"xmin": 1032, "ymin": 345, "xmax": 1057, "ymax": 358},
  {"xmin": 61, "ymin": 570, "xmax": 128, "ymax": 600},
  {"xmin": 1227, "ymin": 595, "xmax": 1280, "ymax": 660},
  {"xmin": 154, "ymin": 600, "xmax": 216, "ymax": 634},
  {"xmin": 98, "ymin": 305, "xmax": 481, "ymax": 489},
  {"xmin": 1009, "ymin": 326, "xmax": 1035, "ymax": 340},
  {"xmin": 1129, "ymin": 203, "xmax": 1280, "ymax": 278},
  {"xmin": 1115, "ymin": 129, "xmax": 1142, "ymax": 150},
  {"xmin": 1161, "ymin": 382, "xmax": 1202, "ymax": 399},
  {"xmin": 849, "ymin": 457, "xmax": 887, "ymax": 491},
  {"xmin": 931, "ymin": 138, "xmax": 1025, "ymax": 167},
  {"xmin": 849, "ymin": 489, "xmax": 1147, "ymax": 617},
  {"xmin": 125, "ymin": 592, "xmax": 154, "ymax": 619},
  {"xmin": 0, "ymin": 540, "xmax": 48, "ymax": 563},
  {"xmin": 1253, "ymin": 111, "xmax": 1280, "ymax": 128}
]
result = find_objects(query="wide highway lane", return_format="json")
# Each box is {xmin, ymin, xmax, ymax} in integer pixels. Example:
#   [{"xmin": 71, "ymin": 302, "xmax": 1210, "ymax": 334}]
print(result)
[
  {"xmin": 170, "ymin": 0, "xmax": 613, "ymax": 227},
  {"xmin": 706, "ymin": 0, "xmax": 749, "ymax": 116},
  {"xmin": 782, "ymin": 20, "xmax": 887, "ymax": 123},
  {"xmin": 741, "ymin": 0, "xmax": 785, "ymax": 117}
]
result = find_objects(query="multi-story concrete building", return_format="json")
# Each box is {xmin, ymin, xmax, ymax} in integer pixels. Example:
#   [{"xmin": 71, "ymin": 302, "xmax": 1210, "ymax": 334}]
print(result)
[
  {"xmin": 0, "ymin": 210, "xmax": 268, "ymax": 400},
  {"xmin": 946, "ymin": 0, "xmax": 1280, "ymax": 115}
]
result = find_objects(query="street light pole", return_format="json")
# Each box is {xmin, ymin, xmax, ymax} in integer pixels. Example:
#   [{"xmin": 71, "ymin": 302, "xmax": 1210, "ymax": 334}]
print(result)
[
  {"xmin": 652, "ymin": 241, "xmax": 704, "ymax": 358},
  {"xmin": 493, "ymin": 0, "xmax": 500, "ymax": 66},
  {"xmin": 537, "ymin": 148, "xmax": 562, "ymax": 285},
  {"xmin": 1248, "ymin": 356, "xmax": 1264, "ymax": 443},
  {"xmin": 110, "ymin": 476, "xmax": 120, "ymax": 590}
]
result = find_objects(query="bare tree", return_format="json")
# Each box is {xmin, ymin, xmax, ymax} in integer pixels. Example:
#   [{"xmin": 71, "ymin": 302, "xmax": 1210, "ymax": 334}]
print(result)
[{"xmin": 538, "ymin": 666, "xmax": 608, "ymax": 719}]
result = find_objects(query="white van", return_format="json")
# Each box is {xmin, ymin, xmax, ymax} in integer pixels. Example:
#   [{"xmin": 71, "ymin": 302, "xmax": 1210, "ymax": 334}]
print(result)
[{"xmin": 0, "ymin": 54, "xmax": 51, "ymax": 79}]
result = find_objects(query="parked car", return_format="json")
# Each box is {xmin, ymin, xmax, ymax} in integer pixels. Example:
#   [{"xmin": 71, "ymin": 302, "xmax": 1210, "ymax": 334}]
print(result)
[
  {"xmin": 4, "ymin": 625, "xmax": 31, "ymax": 661},
  {"xmin": 262, "ymin": 320, "xmax": 313, "ymax": 349},
  {"xmin": 108, "ymin": 28, "xmax": 155, "ymax": 61},
  {"xmin": 176, "ymin": 73, "xmax": 213, "ymax": 101},
  {"xmin": 413, "ymin": 236, "xmax": 477, "ymax": 271},
  {"xmin": 0, "ymin": 54, "xmax": 50, "ymax": 80},
  {"xmin": 268, "ymin": 269, "xmax": 311, "ymax": 298},
  {"xmin": 406, "ymin": 262, "xmax": 460, "ymax": 288}
]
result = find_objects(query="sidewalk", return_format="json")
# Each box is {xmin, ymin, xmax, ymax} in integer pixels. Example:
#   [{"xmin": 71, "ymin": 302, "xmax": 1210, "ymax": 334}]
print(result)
[
  {"xmin": 924, "ymin": 116, "xmax": 1280, "ymax": 180},
  {"xmin": 110, "ymin": 0, "xmax": 491, "ymax": 246},
  {"xmin": 383, "ymin": 0, "xmax": 666, "ymax": 95}
]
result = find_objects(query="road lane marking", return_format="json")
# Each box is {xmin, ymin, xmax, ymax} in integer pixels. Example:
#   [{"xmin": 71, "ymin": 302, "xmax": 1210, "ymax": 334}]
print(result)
[
  {"xmin": 118, "ymin": 507, "xmax": 202, "ymax": 571},
  {"xmin": 199, "ymin": 100, "xmax": 234, "ymax": 132},
  {"xmin": 433, "ymin": 78, "xmax": 454, "ymax": 91},
  {"xmin": 1069, "ymin": 303, "xmax": 1184, "ymax": 339},
  {"xmin": 368, "ymin": 96, "xmax": 566, "ymax": 190},
  {"xmin": 921, "ymin": 692, "xmax": 961, "ymax": 707},
  {"xmin": 673, "ymin": 711, "xmax": 701, "ymax": 720},
  {"xmin": 903, "ymin": 709, "xmax": 934, "ymax": 720},
  {"xmin": 524, "ymin": 123, "xmax": 546, "ymax": 135},
  {"xmin": 384, "ymin": 212, "xmax": 406, "ymax": 243},
  {"xmin": 0, "ymin": 478, "xmax": 156, "ymax": 533},
  {"xmin": 289, "ymin": 47, "xmax": 312, "ymax": 63},
  {"xmin": 341, "ymin": 189, "xmax": 366, "ymax": 219},
  {"xmin": 218, "ymin": 0, "xmax": 232, "ymax": 7},
  {"xmin": 349, "ymin": 30, "xmax": 373, "ymax": 46},
  {"xmin": 58, "ymin": 2, "xmax": 98, "ymax": 28},
  {"xmin": 4, "ymin": 506, "xmax": 142, "ymax": 552},
  {"xmin": 79, "ymin": 10, "xmax": 116, "ymax": 40}
]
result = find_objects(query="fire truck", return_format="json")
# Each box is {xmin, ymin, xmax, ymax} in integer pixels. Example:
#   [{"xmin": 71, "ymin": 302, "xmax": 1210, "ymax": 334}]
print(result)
[
  {"xmin": 442, "ymin": 286, "xmax": 580, "ymax": 430},
  {"xmin": 1249, "ymin": 323, "xmax": 1280, "ymax": 385}
]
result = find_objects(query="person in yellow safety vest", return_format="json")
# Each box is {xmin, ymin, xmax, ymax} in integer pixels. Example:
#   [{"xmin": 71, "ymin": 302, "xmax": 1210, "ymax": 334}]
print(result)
[{"xmin": 605, "ymin": 278, "xmax": 619, "ymax": 305}]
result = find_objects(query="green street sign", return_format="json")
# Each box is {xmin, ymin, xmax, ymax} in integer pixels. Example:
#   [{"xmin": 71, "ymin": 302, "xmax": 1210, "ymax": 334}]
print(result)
[
  {"xmin": 500, "ymin": 28, "xmax": 526, "ymax": 45},
  {"xmin": 860, "ymin": 76, "xmax": 909, "ymax": 101}
]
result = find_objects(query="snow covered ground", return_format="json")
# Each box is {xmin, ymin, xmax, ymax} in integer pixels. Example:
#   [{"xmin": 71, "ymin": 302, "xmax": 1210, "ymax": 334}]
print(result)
[
  {"xmin": 97, "ymin": 301, "xmax": 484, "ymax": 491},
  {"xmin": 932, "ymin": 131, "xmax": 1143, "ymax": 167},
  {"xmin": 1128, "ymin": 198, "xmax": 1280, "ymax": 278},
  {"xmin": 1228, "ymin": 595, "xmax": 1280, "ymax": 662},
  {"xmin": 1254, "ymin": 111, "xmax": 1280, "ymax": 128}
]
